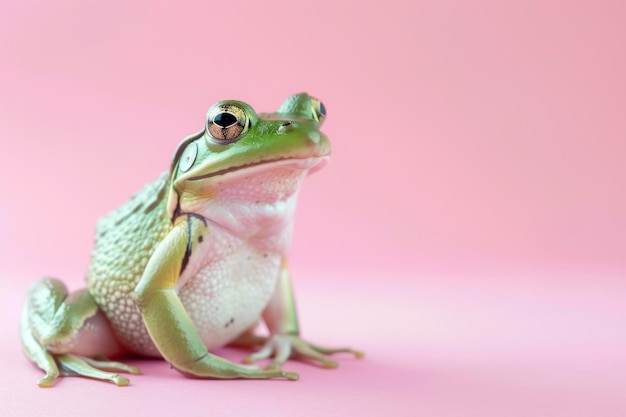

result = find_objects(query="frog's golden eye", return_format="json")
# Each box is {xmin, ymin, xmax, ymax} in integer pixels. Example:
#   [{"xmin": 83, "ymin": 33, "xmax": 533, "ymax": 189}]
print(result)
[
  {"xmin": 310, "ymin": 97, "xmax": 326, "ymax": 126},
  {"xmin": 206, "ymin": 104, "xmax": 249, "ymax": 144}
]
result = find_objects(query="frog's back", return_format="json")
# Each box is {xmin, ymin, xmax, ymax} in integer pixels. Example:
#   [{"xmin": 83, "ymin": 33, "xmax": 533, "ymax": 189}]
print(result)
[
  {"xmin": 88, "ymin": 173, "xmax": 171, "ymax": 304},
  {"xmin": 87, "ymin": 173, "xmax": 173, "ymax": 354}
]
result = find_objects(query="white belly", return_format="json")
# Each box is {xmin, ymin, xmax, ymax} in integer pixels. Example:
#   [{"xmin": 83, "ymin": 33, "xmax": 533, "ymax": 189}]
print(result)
[
  {"xmin": 178, "ymin": 235, "xmax": 282, "ymax": 349},
  {"xmin": 175, "ymin": 170, "xmax": 301, "ymax": 350}
]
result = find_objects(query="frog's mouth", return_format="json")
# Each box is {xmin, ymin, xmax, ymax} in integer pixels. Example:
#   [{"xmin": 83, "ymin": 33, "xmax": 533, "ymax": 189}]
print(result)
[
  {"xmin": 171, "ymin": 155, "xmax": 328, "ymax": 219},
  {"xmin": 186, "ymin": 156, "xmax": 328, "ymax": 183}
]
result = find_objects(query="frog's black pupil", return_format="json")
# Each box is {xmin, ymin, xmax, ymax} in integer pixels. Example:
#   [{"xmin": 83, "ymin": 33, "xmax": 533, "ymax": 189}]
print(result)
[
  {"xmin": 214, "ymin": 112, "xmax": 238, "ymax": 127},
  {"xmin": 319, "ymin": 102, "xmax": 326, "ymax": 117}
]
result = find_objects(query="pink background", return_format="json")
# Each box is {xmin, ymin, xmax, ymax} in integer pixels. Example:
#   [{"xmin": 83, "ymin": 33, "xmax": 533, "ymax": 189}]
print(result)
[{"xmin": 1, "ymin": 1, "xmax": 624, "ymax": 416}]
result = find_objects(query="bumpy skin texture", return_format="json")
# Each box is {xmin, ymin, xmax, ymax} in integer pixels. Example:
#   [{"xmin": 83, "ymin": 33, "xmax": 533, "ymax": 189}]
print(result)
[
  {"xmin": 89, "ymin": 173, "xmax": 171, "ymax": 356},
  {"xmin": 20, "ymin": 93, "xmax": 362, "ymax": 387}
]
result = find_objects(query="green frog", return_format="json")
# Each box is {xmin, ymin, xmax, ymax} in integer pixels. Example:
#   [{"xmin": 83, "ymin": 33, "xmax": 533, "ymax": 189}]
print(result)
[{"xmin": 20, "ymin": 93, "xmax": 362, "ymax": 387}]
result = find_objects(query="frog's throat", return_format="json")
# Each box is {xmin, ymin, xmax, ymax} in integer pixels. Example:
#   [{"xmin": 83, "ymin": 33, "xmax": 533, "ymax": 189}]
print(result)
[{"xmin": 167, "ymin": 156, "xmax": 329, "ymax": 221}]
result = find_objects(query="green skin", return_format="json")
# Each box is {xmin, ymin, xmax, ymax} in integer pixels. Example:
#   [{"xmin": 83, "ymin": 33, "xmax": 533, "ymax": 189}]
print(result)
[{"xmin": 20, "ymin": 93, "xmax": 362, "ymax": 387}]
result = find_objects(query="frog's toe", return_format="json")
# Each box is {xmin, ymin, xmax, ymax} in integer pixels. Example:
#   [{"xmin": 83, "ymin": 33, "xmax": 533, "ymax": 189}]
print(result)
[
  {"xmin": 30, "ymin": 354, "xmax": 60, "ymax": 387},
  {"xmin": 292, "ymin": 341, "xmax": 339, "ymax": 369},
  {"xmin": 82, "ymin": 357, "xmax": 141, "ymax": 375},
  {"xmin": 297, "ymin": 342, "xmax": 365, "ymax": 368},
  {"xmin": 110, "ymin": 375, "xmax": 131, "ymax": 386},
  {"xmin": 253, "ymin": 335, "xmax": 364, "ymax": 370},
  {"xmin": 57, "ymin": 354, "xmax": 135, "ymax": 386},
  {"xmin": 309, "ymin": 343, "xmax": 365, "ymax": 359},
  {"xmin": 242, "ymin": 343, "xmax": 275, "ymax": 364},
  {"xmin": 37, "ymin": 373, "xmax": 58, "ymax": 388}
]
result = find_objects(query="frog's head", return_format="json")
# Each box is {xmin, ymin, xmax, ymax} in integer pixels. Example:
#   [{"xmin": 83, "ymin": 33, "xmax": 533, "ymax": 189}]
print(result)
[{"xmin": 167, "ymin": 93, "xmax": 330, "ymax": 220}]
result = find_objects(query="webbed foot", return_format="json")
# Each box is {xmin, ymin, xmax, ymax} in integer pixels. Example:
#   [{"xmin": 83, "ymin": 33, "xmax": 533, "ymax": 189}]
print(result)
[
  {"xmin": 243, "ymin": 334, "xmax": 364, "ymax": 371},
  {"xmin": 21, "ymin": 278, "xmax": 137, "ymax": 387},
  {"xmin": 55, "ymin": 355, "xmax": 140, "ymax": 387}
]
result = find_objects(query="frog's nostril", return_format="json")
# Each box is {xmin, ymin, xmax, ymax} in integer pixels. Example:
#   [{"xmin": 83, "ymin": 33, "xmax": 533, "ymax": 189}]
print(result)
[{"xmin": 281, "ymin": 121, "xmax": 292, "ymax": 127}]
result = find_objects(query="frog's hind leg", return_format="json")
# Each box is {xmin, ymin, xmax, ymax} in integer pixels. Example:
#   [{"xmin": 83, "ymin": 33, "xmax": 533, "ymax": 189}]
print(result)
[
  {"xmin": 20, "ymin": 278, "xmax": 138, "ymax": 387},
  {"xmin": 20, "ymin": 306, "xmax": 60, "ymax": 387}
]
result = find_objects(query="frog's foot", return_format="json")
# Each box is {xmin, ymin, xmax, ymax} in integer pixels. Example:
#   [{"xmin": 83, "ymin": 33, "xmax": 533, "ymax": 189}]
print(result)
[
  {"xmin": 242, "ymin": 334, "xmax": 364, "ymax": 370},
  {"xmin": 56, "ymin": 354, "xmax": 140, "ymax": 386},
  {"xmin": 84, "ymin": 356, "xmax": 141, "ymax": 375},
  {"xmin": 25, "ymin": 346, "xmax": 139, "ymax": 388},
  {"xmin": 21, "ymin": 278, "xmax": 133, "ymax": 387}
]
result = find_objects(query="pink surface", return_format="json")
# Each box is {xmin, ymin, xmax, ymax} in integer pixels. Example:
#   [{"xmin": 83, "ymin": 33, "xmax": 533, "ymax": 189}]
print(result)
[
  {"xmin": 1, "ymin": 1, "xmax": 625, "ymax": 416},
  {"xmin": 2, "ymin": 265, "xmax": 625, "ymax": 416}
]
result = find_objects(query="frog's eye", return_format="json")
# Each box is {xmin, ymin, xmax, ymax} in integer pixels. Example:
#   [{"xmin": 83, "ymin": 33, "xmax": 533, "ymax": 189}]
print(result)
[
  {"xmin": 310, "ymin": 97, "xmax": 326, "ymax": 126},
  {"xmin": 206, "ymin": 104, "xmax": 250, "ymax": 144}
]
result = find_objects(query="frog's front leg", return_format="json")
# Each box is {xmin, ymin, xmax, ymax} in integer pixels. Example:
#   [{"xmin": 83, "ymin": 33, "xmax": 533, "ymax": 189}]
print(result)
[
  {"xmin": 133, "ymin": 214, "xmax": 297, "ymax": 380},
  {"xmin": 20, "ymin": 279, "xmax": 140, "ymax": 387},
  {"xmin": 243, "ymin": 262, "xmax": 364, "ymax": 370}
]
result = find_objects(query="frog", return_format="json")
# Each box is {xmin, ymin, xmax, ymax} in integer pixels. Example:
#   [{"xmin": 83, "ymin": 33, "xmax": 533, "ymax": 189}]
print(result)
[{"xmin": 20, "ymin": 93, "xmax": 362, "ymax": 387}]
